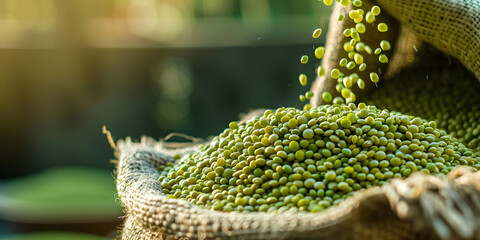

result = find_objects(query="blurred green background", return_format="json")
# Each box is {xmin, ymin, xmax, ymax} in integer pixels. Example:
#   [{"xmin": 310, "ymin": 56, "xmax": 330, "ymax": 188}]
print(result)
[{"xmin": 0, "ymin": 0, "xmax": 331, "ymax": 238}]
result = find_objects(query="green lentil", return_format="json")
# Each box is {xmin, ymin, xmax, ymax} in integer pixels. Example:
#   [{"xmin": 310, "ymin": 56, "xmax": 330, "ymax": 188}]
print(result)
[
  {"xmin": 358, "ymin": 63, "xmax": 366, "ymax": 71},
  {"xmin": 229, "ymin": 121, "xmax": 238, "ymax": 129},
  {"xmin": 343, "ymin": 29, "xmax": 352, "ymax": 37},
  {"xmin": 379, "ymin": 54, "xmax": 389, "ymax": 63},
  {"xmin": 371, "ymin": 6, "xmax": 381, "ymax": 15},
  {"xmin": 322, "ymin": 91, "xmax": 333, "ymax": 103},
  {"xmin": 354, "ymin": 15, "xmax": 363, "ymax": 24},
  {"xmin": 340, "ymin": 0, "xmax": 350, "ymax": 7},
  {"xmin": 377, "ymin": 23, "xmax": 388, "ymax": 32},
  {"xmin": 300, "ymin": 55, "xmax": 309, "ymax": 64},
  {"xmin": 303, "ymin": 129, "xmax": 314, "ymax": 139},
  {"xmin": 380, "ymin": 40, "xmax": 391, "ymax": 51},
  {"xmin": 299, "ymin": 74, "xmax": 307, "ymax": 86},
  {"xmin": 305, "ymin": 91, "xmax": 315, "ymax": 100},
  {"xmin": 331, "ymin": 69, "xmax": 341, "ymax": 79},
  {"xmin": 354, "ymin": 53, "xmax": 364, "ymax": 65},
  {"xmin": 352, "ymin": 0, "xmax": 362, "ymax": 7},
  {"xmin": 348, "ymin": 10, "xmax": 360, "ymax": 19},
  {"xmin": 343, "ymin": 77, "xmax": 353, "ymax": 88},
  {"xmin": 315, "ymin": 47, "xmax": 325, "ymax": 59},
  {"xmin": 312, "ymin": 28, "xmax": 322, "ymax": 39},
  {"xmin": 344, "ymin": 42, "xmax": 354, "ymax": 52},
  {"xmin": 364, "ymin": 46, "xmax": 373, "ymax": 55},
  {"xmin": 365, "ymin": 11, "xmax": 375, "ymax": 24},
  {"xmin": 370, "ymin": 72, "xmax": 379, "ymax": 83},
  {"xmin": 357, "ymin": 79, "xmax": 365, "ymax": 89},
  {"xmin": 341, "ymin": 88, "xmax": 351, "ymax": 99},
  {"xmin": 316, "ymin": 66, "xmax": 325, "ymax": 77},
  {"xmin": 346, "ymin": 61, "xmax": 356, "ymax": 70},
  {"xmin": 355, "ymin": 23, "xmax": 366, "ymax": 34}
]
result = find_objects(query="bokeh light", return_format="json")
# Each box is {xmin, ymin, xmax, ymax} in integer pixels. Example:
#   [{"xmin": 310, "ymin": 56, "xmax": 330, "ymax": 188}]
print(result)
[{"xmin": 0, "ymin": 0, "xmax": 332, "ymax": 238}]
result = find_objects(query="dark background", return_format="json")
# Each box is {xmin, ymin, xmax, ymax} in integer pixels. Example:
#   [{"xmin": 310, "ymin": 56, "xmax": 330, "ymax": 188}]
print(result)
[{"xmin": 0, "ymin": 0, "xmax": 331, "ymax": 237}]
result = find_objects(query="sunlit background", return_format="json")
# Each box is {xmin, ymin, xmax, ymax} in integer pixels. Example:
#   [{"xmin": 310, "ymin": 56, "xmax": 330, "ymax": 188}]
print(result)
[{"xmin": 0, "ymin": 0, "xmax": 331, "ymax": 239}]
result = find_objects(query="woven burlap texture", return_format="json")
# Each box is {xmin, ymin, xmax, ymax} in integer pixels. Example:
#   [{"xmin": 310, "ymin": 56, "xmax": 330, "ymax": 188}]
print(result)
[
  {"xmin": 377, "ymin": 0, "xmax": 480, "ymax": 80},
  {"xmin": 115, "ymin": 136, "xmax": 480, "ymax": 240},
  {"xmin": 310, "ymin": 0, "xmax": 480, "ymax": 107}
]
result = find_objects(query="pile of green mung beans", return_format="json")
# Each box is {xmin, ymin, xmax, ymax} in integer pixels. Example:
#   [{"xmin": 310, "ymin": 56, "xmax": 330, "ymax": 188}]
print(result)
[{"xmin": 159, "ymin": 103, "xmax": 480, "ymax": 213}]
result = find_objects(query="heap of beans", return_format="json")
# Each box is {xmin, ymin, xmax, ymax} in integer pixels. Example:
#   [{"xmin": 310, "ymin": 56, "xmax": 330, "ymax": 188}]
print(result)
[{"xmin": 159, "ymin": 103, "xmax": 480, "ymax": 213}]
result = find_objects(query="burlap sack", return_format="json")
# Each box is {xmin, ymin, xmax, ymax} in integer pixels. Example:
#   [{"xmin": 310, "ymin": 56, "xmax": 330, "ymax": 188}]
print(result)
[
  {"xmin": 112, "ymin": 1, "xmax": 480, "ymax": 239},
  {"xmin": 113, "ymin": 135, "xmax": 480, "ymax": 240},
  {"xmin": 310, "ymin": 0, "xmax": 480, "ymax": 107}
]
